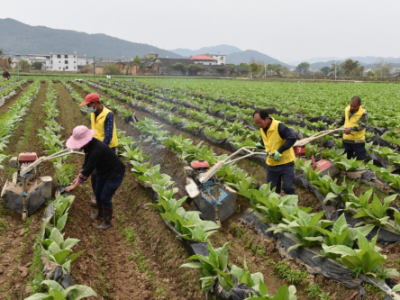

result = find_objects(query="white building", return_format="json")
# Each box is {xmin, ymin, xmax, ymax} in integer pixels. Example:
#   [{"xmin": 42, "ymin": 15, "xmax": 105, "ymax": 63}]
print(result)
[
  {"xmin": 190, "ymin": 54, "xmax": 226, "ymax": 66},
  {"xmin": 26, "ymin": 54, "xmax": 50, "ymax": 70},
  {"xmin": 13, "ymin": 53, "xmax": 88, "ymax": 71},
  {"xmin": 209, "ymin": 54, "xmax": 226, "ymax": 65},
  {"xmin": 48, "ymin": 53, "xmax": 78, "ymax": 71},
  {"xmin": 190, "ymin": 55, "xmax": 218, "ymax": 66}
]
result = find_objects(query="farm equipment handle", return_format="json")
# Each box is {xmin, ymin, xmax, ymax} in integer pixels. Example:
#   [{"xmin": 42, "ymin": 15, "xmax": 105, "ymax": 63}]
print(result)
[
  {"xmin": 294, "ymin": 128, "xmax": 346, "ymax": 147},
  {"xmin": 199, "ymin": 147, "xmax": 271, "ymax": 183},
  {"xmin": 199, "ymin": 128, "xmax": 348, "ymax": 183},
  {"xmin": 20, "ymin": 148, "xmax": 84, "ymax": 176}
]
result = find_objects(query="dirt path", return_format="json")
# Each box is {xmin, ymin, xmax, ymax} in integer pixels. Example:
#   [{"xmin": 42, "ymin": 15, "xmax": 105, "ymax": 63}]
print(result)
[
  {"xmin": 72, "ymin": 81, "xmax": 320, "ymax": 209},
  {"xmin": 0, "ymin": 82, "xmax": 50, "ymax": 299},
  {"xmin": 55, "ymin": 82, "xmax": 204, "ymax": 299},
  {"xmin": 68, "ymin": 82, "xmax": 348, "ymax": 299}
]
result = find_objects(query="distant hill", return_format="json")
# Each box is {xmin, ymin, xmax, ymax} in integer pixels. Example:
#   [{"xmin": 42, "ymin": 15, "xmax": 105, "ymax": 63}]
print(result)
[
  {"xmin": 346, "ymin": 56, "xmax": 400, "ymax": 64},
  {"xmin": 172, "ymin": 44, "xmax": 242, "ymax": 57},
  {"xmin": 289, "ymin": 57, "xmax": 341, "ymax": 66},
  {"xmin": 290, "ymin": 56, "xmax": 400, "ymax": 68},
  {"xmin": 226, "ymin": 50, "xmax": 290, "ymax": 67},
  {"xmin": 310, "ymin": 58, "xmax": 400, "ymax": 70},
  {"xmin": 0, "ymin": 18, "xmax": 181, "ymax": 59}
]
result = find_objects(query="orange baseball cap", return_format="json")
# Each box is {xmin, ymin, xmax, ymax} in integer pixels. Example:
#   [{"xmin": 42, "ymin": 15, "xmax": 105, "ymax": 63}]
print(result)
[{"xmin": 79, "ymin": 93, "xmax": 100, "ymax": 106}]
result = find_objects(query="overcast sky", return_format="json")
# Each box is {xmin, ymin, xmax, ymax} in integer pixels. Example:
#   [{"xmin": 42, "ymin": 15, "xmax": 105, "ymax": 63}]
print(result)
[{"xmin": 1, "ymin": 0, "xmax": 399, "ymax": 63}]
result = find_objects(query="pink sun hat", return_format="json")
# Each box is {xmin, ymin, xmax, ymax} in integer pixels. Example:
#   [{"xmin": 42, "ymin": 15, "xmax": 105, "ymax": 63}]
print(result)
[{"xmin": 66, "ymin": 125, "xmax": 95, "ymax": 149}]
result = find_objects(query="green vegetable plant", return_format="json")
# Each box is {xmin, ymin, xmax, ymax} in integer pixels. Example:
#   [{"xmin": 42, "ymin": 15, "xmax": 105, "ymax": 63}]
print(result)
[
  {"xmin": 334, "ymin": 154, "xmax": 365, "ymax": 171},
  {"xmin": 343, "ymin": 188, "xmax": 399, "ymax": 231},
  {"xmin": 392, "ymin": 283, "xmax": 400, "ymax": 292},
  {"xmin": 54, "ymin": 163, "xmax": 76, "ymax": 186},
  {"xmin": 120, "ymin": 145, "xmax": 148, "ymax": 162},
  {"xmin": 162, "ymin": 211, "xmax": 220, "ymax": 242},
  {"xmin": 320, "ymin": 147, "xmax": 345, "ymax": 160},
  {"xmin": 146, "ymin": 192, "xmax": 187, "ymax": 215},
  {"xmin": 41, "ymin": 228, "xmax": 80, "ymax": 253},
  {"xmin": 313, "ymin": 214, "xmax": 374, "ymax": 259},
  {"xmin": 245, "ymin": 284, "xmax": 297, "ymax": 300},
  {"xmin": 311, "ymin": 175, "xmax": 346, "ymax": 197},
  {"xmin": 45, "ymin": 193, "xmax": 75, "ymax": 235},
  {"xmin": 0, "ymin": 154, "xmax": 9, "ymax": 169},
  {"xmin": 133, "ymin": 164, "xmax": 174, "ymax": 188},
  {"xmin": 25, "ymin": 280, "xmax": 97, "ymax": 300},
  {"xmin": 239, "ymin": 183, "xmax": 299, "ymax": 224},
  {"xmin": 41, "ymin": 226, "xmax": 84, "ymax": 274},
  {"xmin": 219, "ymin": 165, "xmax": 257, "ymax": 193},
  {"xmin": 181, "ymin": 241, "xmax": 231, "ymax": 291},
  {"xmin": 367, "ymin": 163, "xmax": 400, "ymax": 190},
  {"xmin": 321, "ymin": 232, "xmax": 398, "ymax": 278},
  {"xmin": 268, "ymin": 210, "xmax": 333, "ymax": 252}
]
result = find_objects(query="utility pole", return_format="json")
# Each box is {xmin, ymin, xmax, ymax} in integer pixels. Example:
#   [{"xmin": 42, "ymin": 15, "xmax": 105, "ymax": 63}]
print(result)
[
  {"xmin": 334, "ymin": 61, "xmax": 337, "ymax": 81},
  {"xmin": 16, "ymin": 54, "xmax": 20, "ymax": 80},
  {"xmin": 264, "ymin": 64, "xmax": 267, "ymax": 78}
]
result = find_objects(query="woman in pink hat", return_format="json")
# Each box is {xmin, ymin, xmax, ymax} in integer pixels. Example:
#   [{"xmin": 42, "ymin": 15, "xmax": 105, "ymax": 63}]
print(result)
[{"xmin": 65, "ymin": 125, "xmax": 125, "ymax": 230}]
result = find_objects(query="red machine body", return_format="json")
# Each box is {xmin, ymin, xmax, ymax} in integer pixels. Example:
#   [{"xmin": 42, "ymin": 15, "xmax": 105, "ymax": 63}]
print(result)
[
  {"xmin": 18, "ymin": 152, "xmax": 38, "ymax": 163},
  {"xmin": 293, "ymin": 146, "xmax": 307, "ymax": 156},
  {"xmin": 191, "ymin": 160, "xmax": 210, "ymax": 170},
  {"xmin": 295, "ymin": 147, "xmax": 334, "ymax": 173},
  {"xmin": 310, "ymin": 157, "xmax": 334, "ymax": 172}
]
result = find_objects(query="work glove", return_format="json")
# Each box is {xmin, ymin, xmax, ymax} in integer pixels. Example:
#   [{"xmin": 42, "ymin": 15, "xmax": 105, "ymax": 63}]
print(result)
[
  {"xmin": 255, "ymin": 142, "xmax": 264, "ymax": 149},
  {"xmin": 273, "ymin": 151, "xmax": 282, "ymax": 162}
]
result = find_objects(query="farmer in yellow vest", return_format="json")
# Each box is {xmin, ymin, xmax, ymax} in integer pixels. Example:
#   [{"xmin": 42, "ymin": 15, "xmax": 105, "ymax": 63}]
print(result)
[
  {"xmin": 79, "ymin": 93, "xmax": 118, "ymax": 207},
  {"xmin": 336, "ymin": 96, "xmax": 367, "ymax": 160},
  {"xmin": 253, "ymin": 109, "xmax": 297, "ymax": 195}
]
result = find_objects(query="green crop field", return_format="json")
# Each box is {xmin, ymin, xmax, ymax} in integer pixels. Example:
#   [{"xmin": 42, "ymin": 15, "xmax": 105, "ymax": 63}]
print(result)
[{"xmin": 1, "ymin": 76, "xmax": 400, "ymax": 300}]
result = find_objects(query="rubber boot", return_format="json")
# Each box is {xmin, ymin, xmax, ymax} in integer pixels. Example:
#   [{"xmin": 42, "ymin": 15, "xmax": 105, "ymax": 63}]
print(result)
[
  {"xmin": 97, "ymin": 206, "xmax": 112, "ymax": 230},
  {"xmin": 90, "ymin": 194, "xmax": 97, "ymax": 207},
  {"xmin": 90, "ymin": 199, "xmax": 103, "ymax": 220}
]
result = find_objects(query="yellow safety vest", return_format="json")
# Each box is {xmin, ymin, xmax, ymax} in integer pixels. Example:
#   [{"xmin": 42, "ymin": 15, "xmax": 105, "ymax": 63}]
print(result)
[
  {"xmin": 91, "ymin": 106, "xmax": 118, "ymax": 148},
  {"xmin": 260, "ymin": 118, "xmax": 295, "ymax": 166},
  {"xmin": 343, "ymin": 105, "xmax": 366, "ymax": 141}
]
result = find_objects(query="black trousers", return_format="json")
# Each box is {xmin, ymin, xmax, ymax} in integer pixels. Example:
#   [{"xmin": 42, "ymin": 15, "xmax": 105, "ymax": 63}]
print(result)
[
  {"xmin": 342, "ymin": 141, "xmax": 366, "ymax": 161},
  {"xmin": 91, "ymin": 147, "xmax": 117, "ymax": 194},
  {"xmin": 266, "ymin": 161, "xmax": 295, "ymax": 195}
]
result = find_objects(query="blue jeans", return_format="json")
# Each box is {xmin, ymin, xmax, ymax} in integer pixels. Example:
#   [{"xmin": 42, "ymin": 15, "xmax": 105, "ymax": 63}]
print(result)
[
  {"xmin": 94, "ymin": 170, "xmax": 125, "ymax": 207},
  {"xmin": 266, "ymin": 162, "xmax": 295, "ymax": 195}
]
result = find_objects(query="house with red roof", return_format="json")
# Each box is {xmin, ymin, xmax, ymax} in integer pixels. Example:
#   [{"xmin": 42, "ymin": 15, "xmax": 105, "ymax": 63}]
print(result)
[{"xmin": 190, "ymin": 54, "xmax": 219, "ymax": 66}]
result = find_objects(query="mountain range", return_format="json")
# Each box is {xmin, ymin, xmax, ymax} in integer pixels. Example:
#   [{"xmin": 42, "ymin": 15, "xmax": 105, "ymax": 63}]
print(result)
[
  {"xmin": 0, "ymin": 18, "xmax": 180, "ymax": 59},
  {"xmin": 309, "ymin": 57, "xmax": 400, "ymax": 70},
  {"xmin": 171, "ymin": 46, "xmax": 290, "ymax": 67},
  {"xmin": 2, "ymin": 18, "xmax": 398, "ymax": 68},
  {"xmin": 0, "ymin": 19, "xmax": 290, "ymax": 66},
  {"xmin": 172, "ymin": 45, "xmax": 242, "ymax": 57}
]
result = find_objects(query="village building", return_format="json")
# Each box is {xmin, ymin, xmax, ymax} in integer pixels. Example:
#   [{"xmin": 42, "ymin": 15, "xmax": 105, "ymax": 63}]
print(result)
[
  {"xmin": 48, "ymin": 53, "xmax": 79, "ymax": 71},
  {"xmin": 209, "ymin": 54, "xmax": 226, "ymax": 65},
  {"xmin": 138, "ymin": 54, "xmax": 247, "ymax": 76},
  {"xmin": 8, "ymin": 52, "xmax": 89, "ymax": 72},
  {"xmin": 93, "ymin": 61, "xmax": 136, "ymax": 75},
  {"xmin": 26, "ymin": 54, "xmax": 50, "ymax": 70},
  {"xmin": 190, "ymin": 54, "xmax": 218, "ymax": 66}
]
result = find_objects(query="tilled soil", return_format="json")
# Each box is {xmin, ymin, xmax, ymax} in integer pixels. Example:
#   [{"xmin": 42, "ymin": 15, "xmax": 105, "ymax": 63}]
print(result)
[
  {"xmin": 56, "ymin": 82, "xmax": 203, "ymax": 299},
  {"xmin": 68, "ymin": 82, "xmax": 344, "ymax": 299},
  {"xmin": 2, "ymin": 80, "xmax": 388, "ymax": 300},
  {"xmin": 72, "ymin": 81, "xmax": 320, "ymax": 209},
  {"xmin": 0, "ymin": 83, "xmax": 51, "ymax": 299}
]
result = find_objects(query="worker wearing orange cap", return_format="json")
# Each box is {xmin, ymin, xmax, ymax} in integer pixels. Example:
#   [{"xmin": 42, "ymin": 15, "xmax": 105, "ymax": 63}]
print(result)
[{"xmin": 79, "ymin": 93, "xmax": 118, "ymax": 207}]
